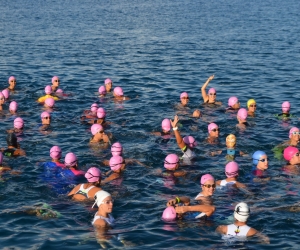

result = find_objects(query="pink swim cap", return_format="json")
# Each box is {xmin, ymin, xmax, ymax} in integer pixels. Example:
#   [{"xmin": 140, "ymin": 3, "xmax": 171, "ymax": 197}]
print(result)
[
  {"xmin": 65, "ymin": 152, "xmax": 78, "ymax": 167},
  {"xmin": 91, "ymin": 124, "xmax": 103, "ymax": 135},
  {"xmin": 228, "ymin": 96, "xmax": 239, "ymax": 107},
  {"xmin": 45, "ymin": 85, "xmax": 52, "ymax": 95},
  {"xmin": 282, "ymin": 101, "xmax": 291, "ymax": 113},
  {"xmin": 114, "ymin": 87, "xmax": 123, "ymax": 96},
  {"xmin": 56, "ymin": 88, "xmax": 63, "ymax": 93},
  {"xmin": 97, "ymin": 107, "xmax": 106, "ymax": 119},
  {"xmin": 9, "ymin": 76, "xmax": 16, "ymax": 82},
  {"xmin": 104, "ymin": 78, "xmax": 112, "ymax": 85},
  {"xmin": 14, "ymin": 117, "xmax": 24, "ymax": 129},
  {"xmin": 111, "ymin": 142, "xmax": 123, "ymax": 156},
  {"xmin": 183, "ymin": 136, "xmax": 197, "ymax": 148},
  {"xmin": 208, "ymin": 123, "xmax": 218, "ymax": 133},
  {"xmin": 85, "ymin": 167, "xmax": 101, "ymax": 182},
  {"xmin": 98, "ymin": 86, "xmax": 106, "ymax": 95},
  {"xmin": 109, "ymin": 156, "xmax": 124, "ymax": 171},
  {"xmin": 283, "ymin": 146, "xmax": 299, "ymax": 161},
  {"xmin": 45, "ymin": 97, "xmax": 55, "ymax": 108},
  {"xmin": 161, "ymin": 119, "xmax": 171, "ymax": 132},
  {"xmin": 2, "ymin": 89, "xmax": 10, "ymax": 99},
  {"xmin": 0, "ymin": 152, "xmax": 3, "ymax": 165},
  {"xmin": 9, "ymin": 101, "xmax": 18, "ymax": 112},
  {"xmin": 41, "ymin": 111, "xmax": 51, "ymax": 119},
  {"xmin": 201, "ymin": 174, "xmax": 215, "ymax": 185},
  {"xmin": 164, "ymin": 154, "xmax": 179, "ymax": 170},
  {"xmin": 208, "ymin": 88, "xmax": 216, "ymax": 94},
  {"xmin": 237, "ymin": 108, "xmax": 248, "ymax": 120},
  {"xmin": 225, "ymin": 161, "xmax": 239, "ymax": 178},
  {"xmin": 162, "ymin": 206, "xmax": 176, "ymax": 221},
  {"xmin": 50, "ymin": 145, "xmax": 62, "ymax": 159},
  {"xmin": 90, "ymin": 103, "xmax": 98, "ymax": 113},
  {"xmin": 180, "ymin": 92, "xmax": 188, "ymax": 99},
  {"xmin": 52, "ymin": 76, "xmax": 59, "ymax": 84},
  {"xmin": 289, "ymin": 127, "xmax": 299, "ymax": 138}
]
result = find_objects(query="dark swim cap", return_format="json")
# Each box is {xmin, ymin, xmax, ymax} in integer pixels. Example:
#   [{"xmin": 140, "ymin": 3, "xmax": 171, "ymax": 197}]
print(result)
[{"xmin": 6, "ymin": 133, "xmax": 18, "ymax": 148}]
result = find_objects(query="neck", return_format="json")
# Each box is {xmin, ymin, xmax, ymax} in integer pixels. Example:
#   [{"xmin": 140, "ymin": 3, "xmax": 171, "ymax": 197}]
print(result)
[
  {"xmin": 97, "ymin": 209, "xmax": 109, "ymax": 218},
  {"xmin": 226, "ymin": 177, "xmax": 237, "ymax": 181},
  {"xmin": 234, "ymin": 220, "xmax": 247, "ymax": 226}
]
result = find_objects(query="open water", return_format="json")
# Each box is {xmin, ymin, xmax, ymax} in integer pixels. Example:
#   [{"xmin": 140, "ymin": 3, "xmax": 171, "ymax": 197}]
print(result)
[{"xmin": 1, "ymin": 0, "xmax": 300, "ymax": 249}]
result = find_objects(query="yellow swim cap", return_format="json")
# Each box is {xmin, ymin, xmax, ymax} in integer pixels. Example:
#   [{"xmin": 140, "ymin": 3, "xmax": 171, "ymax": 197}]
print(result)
[
  {"xmin": 247, "ymin": 99, "xmax": 256, "ymax": 108},
  {"xmin": 226, "ymin": 134, "xmax": 236, "ymax": 148}
]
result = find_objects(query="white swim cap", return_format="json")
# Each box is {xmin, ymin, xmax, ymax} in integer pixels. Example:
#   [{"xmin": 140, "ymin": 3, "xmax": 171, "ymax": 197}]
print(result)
[
  {"xmin": 234, "ymin": 202, "xmax": 250, "ymax": 222},
  {"xmin": 92, "ymin": 190, "xmax": 111, "ymax": 208}
]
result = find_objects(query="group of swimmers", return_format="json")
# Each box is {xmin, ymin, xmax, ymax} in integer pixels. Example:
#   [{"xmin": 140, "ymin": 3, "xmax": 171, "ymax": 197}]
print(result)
[{"xmin": 1, "ymin": 74, "xmax": 298, "ymax": 244}]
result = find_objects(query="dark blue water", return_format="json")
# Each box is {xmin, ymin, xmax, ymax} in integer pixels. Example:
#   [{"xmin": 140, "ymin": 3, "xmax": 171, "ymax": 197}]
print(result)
[{"xmin": 1, "ymin": 0, "xmax": 300, "ymax": 248}]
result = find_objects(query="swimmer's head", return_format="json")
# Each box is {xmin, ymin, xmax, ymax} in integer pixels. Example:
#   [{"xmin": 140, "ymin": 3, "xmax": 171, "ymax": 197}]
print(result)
[
  {"xmin": 91, "ymin": 124, "xmax": 104, "ymax": 135},
  {"xmin": 93, "ymin": 190, "xmax": 112, "ymax": 208},
  {"xmin": 14, "ymin": 117, "xmax": 24, "ymax": 129},
  {"xmin": 0, "ymin": 93, "xmax": 5, "ymax": 105},
  {"xmin": 234, "ymin": 202, "xmax": 250, "ymax": 222},
  {"xmin": 247, "ymin": 99, "xmax": 256, "ymax": 108},
  {"xmin": 109, "ymin": 155, "xmax": 125, "ymax": 171},
  {"xmin": 228, "ymin": 96, "xmax": 240, "ymax": 109},
  {"xmin": 283, "ymin": 146, "xmax": 299, "ymax": 162},
  {"xmin": 208, "ymin": 88, "xmax": 216, "ymax": 94},
  {"xmin": 114, "ymin": 87, "xmax": 123, "ymax": 97},
  {"xmin": 252, "ymin": 151, "xmax": 266, "ymax": 165},
  {"xmin": 98, "ymin": 86, "xmax": 106, "ymax": 95},
  {"xmin": 41, "ymin": 112, "xmax": 51, "ymax": 124},
  {"xmin": 208, "ymin": 123, "xmax": 219, "ymax": 137},
  {"xmin": 104, "ymin": 78, "xmax": 112, "ymax": 85},
  {"xmin": 183, "ymin": 136, "xmax": 197, "ymax": 148},
  {"xmin": 225, "ymin": 161, "xmax": 239, "ymax": 178},
  {"xmin": 6, "ymin": 133, "xmax": 18, "ymax": 148},
  {"xmin": 162, "ymin": 206, "xmax": 176, "ymax": 221},
  {"xmin": 52, "ymin": 76, "xmax": 60, "ymax": 85},
  {"xmin": 161, "ymin": 119, "xmax": 171, "ymax": 132},
  {"xmin": 8, "ymin": 76, "xmax": 16, "ymax": 89},
  {"xmin": 0, "ymin": 152, "xmax": 3, "ymax": 165},
  {"xmin": 2, "ymin": 89, "xmax": 10, "ymax": 99},
  {"xmin": 282, "ymin": 101, "xmax": 291, "ymax": 113},
  {"xmin": 200, "ymin": 174, "xmax": 215, "ymax": 185},
  {"xmin": 237, "ymin": 108, "xmax": 248, "ymax": 121},
  {"xmin": 85, "ymin": 167, "xmax": 101, "ymax": 183},
  {"xmin": 44, "ymin": 85, "xmax": 52, "ymax": 95},
  {"xmin": 180, "ymin": 92, "xmax": 189, "ymax": 105},
  {"xmin": 45, "ymin": 97, "xmax": 55, "ymax": 108},
  {"xmin": 289, "ymin": 127, "xmax": 299, "ymax": 139},
  {"xmin": 111, "ymin": 142, "xmax": 123, "ymax": 156},
  {"xmin": 164, "ymin": 154, "xmax": 179, "ymax": 170},
  {"xmin": 9, "ymin": 101, "xmax": 18, "ymax": 112},
  {"xmin": 9, "ymin": 76, "xmax": 16, "ymax": 83},
  {"xmin": 226, "ymin": 134, "xmax": 236, "ymax": 148},
  {"xmin": 90, "ymin": 103, "xmax": 98, "ymax": 113},
  {"xmin": 192, "ymin": 109, "xmax": 201, "ymax": 118},
  {"xmin": 64, "ymin": 152, "xmax": 78, "ymax": 168},
  {"xmin": 96, "ymin": 107, "xmax": 106, "ymax": 119},
  {"xmin": 50, "ymin": 145, "xmax": 62, "ymax": 160},
  {"xmin": 56, "ymin": 88, "xmax": 63, "ymax": 94}
]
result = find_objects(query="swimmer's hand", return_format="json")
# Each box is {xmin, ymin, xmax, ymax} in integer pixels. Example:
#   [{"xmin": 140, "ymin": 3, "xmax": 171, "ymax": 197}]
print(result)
[
  {"xmin": 166, "ymin": 199, "xmax": 177, "ymax": 207},
  {"xmin": 170, "ymin": 115, "xmax": 179, "ymax": 128},
  {"xmin": 208, "ymin": 75, "xmax": 214, "ymax": 81}
]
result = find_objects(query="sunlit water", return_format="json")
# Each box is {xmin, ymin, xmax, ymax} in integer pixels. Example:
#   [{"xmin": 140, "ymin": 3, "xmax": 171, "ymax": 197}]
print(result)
[{"xmin": 1, "ymin": 0, "xmax": 300, "ymax": 248}]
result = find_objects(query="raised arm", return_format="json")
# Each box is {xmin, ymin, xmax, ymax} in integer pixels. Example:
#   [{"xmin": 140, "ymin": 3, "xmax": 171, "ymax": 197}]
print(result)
[
  {"xmin": 175, "ymin": 204, "xmax": 215, "ymax": 217},
  {"xmin": 201, "ymin": 75, "xmax": 214, "ymax": 102},
  {"xmin": 170, "ymin": 115, "xmax": 185, "ymax": 149}
]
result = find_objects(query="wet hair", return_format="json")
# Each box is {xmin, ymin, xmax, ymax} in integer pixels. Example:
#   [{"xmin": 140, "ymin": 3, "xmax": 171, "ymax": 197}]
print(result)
[{"xmin": 6, "ymin": 133, "xmax": 18, "ymax": 148}]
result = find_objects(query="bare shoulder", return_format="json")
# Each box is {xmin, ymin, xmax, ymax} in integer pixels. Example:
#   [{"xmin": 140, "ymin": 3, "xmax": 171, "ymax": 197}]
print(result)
[
  {"xmin": 94, "ymin": 218, "xmax": 107, "ymax": 228},
  {"xmin": 216, "ymin": 225, "xmax": 227, "ymax": 234},
  {"xmin": 247, "ymin": 227, "xmax": 258, "ymax": 237}
]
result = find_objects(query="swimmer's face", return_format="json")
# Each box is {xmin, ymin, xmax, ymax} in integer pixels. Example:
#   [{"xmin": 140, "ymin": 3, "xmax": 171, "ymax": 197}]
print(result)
[
  {"xmin": 232, "ymin": 102, "xmax": 240, "ymax": 110},
  {"xmin": 208, "ymin": 92, "xmax": 216, "ymax": 102},
  {"xmin": 41, "ymin": 115, "xmax": 51, "ymax": 125},
  {"xmin": 209, "ymin": 127, "xmax": 219, "ymax": 138},
  {"xmin": 0, "ymin": 96, "xmax": 5, "ymax": 105},
  {"xmin": 52, "ymin": 79, "xmax": 60, "ymax": 87},
  {"xmin": 9, "ymin": 79, "xmax": 16, "ymax": 89},
  {"xmin": 290, "ymin": 152, "xmax": 300, "ymax": 165},
  {"xmin": 248, "ymin": 103, "xmax": 256, "ymax": 113},
  {"xmin": 290, "ymin": 131, "xmax": 300, "ymax": 143},
  {"xmin": 181, "ymin": 96, "xmax": 189, "ymax": 106},
  {"xmin": 105, "ymin": 82, "xmax": 112, "ymax": 92},
  {"xmin": 192, "ymin": 110, "xmax": 201, "ymax": 118},
  {"xmin": 201, "ymin": 180, "xmax": 216, "ymax": 196},
  {"xmin": 256, "ymin": 155, "xmax": 268, "ymax": 170},
  {"xmin": 100, "ymin": 196, "xmax": 114, "ymax": 213}
]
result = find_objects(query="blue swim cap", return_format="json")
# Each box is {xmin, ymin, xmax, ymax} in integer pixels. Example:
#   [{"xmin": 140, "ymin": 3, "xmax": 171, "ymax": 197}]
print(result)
[{"xmin": 252, "ymin": 151, "xmax": 266, "ymax": 165}]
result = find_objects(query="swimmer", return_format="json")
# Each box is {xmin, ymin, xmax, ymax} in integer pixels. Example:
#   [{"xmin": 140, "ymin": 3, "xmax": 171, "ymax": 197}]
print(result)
[
  {"xmin": 104, "ymin": 78, "xmax": 113, "ymax": 93},
  {"xmin": 170, "ymin": 115, "xmax": 197, "ymax": 161},
  {"xmin": 7, "ymin": 76, "xmax": 16, "ymax": 91},
  {"xmin": 113, "ymin": 87, "xmax": 130, "ymax": 101},
  {"xmin": 102, "ymin": 156, "xmax": 126, "ymax": 184},
  {"xmin": 2, "ymin": 89, "xmax": 10, "ymax": 100},
  {"xmin": 282, "ymin": 146, "xmax": 300, "ymax": 174},
  {"xmin": 89, "ymin": 107, "xmax": 111, "ymax": 126},
  {"xmin": 194, "ymin": 174, "xmax": 215, "ymax": 205},
  {"xmin": 178, "ymin": 92, "xmax": 189, "ymax": 109},
  {"xmin": 216, "ymin": 161, "xmax": 246, "ymax": 188},
  {"xmin": 0, "ymin": 92, "xmax": 5, "ymax": 111},
  {"xmin": 247, "ymin": 99, "xmax": 256, "ymax": 117},
  {"xmin": 226, "ymin": 96, "xmax": 240, "ymax": 111},
  {"xmin": 44, "ymin": 97, "xmax": 55, "ymax": 109},
  {"xmin": 151, "ymin": 118, "xmax": 173, "ymax": 137},
  {"xmin": 37, "ymin": 85, "xmax": 59, "ymax": 103},
  {"xmin": 275, "ymin": 101, "xmax": 294, "ymax": 120},
  {"xmin": 9, "ymin": 101, "xmax": 18, "ymax": 114},
  {"xmin": 90, "ymin": 124, "xmax": 111, "ymax": 143},
  {"xmin": 162, "ymin": 154, "xmax": 186, "ymax": 177},
  {"xmin": 7, "ymin": 117, "xmax": 24, "ymax": 134},
  {"xmin": 82, "ymin": 103, "xmax": 98, "ymax": 120},
  {"xmin": 251, "ymin": 151, "xmax": 269, "ymax": 181},
  {"xmin": 1, "ymin": 133, "xmax": 25, "ymax": 156},
  {"xmin": 207, "ymin": 123, "xmax": 219, "ymax": 144},
  {"xmin": 99, "ymin": 86, "xmax": 107, "ymax": 97},
  {"xmin": 68, "ymin": 167, "xmax": 102, "ymax": 201},
  {"xmin": 192, "ymin": 109, "xmax": 202, "ymax": 118},
  {"xmin": 49, "ymin": 146, "xmax": 65, "ymax": 167},
  {"xmin": 236, "ymin": 108, "xmax": 249, "ymax": 130},
  {"xmin": 92, "ymin": 190, "xmax": 114, "ymax": 228},
  {"xmin": 51, "ymin": 76, "xmax": 61, "ymax": 92},
  {"xmin": 63, "ymin": 152, "xmax": 85, "ymax": 176},
  {"xmin": 163, "ymin": 197, "xmax": 215, "ymax": 221},
  {"xmin": 40, "ymin": 112, "xmax": 51, "ymax": 131},
  {"xmin": 200, "ymin": 75, "xmax": 222, "ymax": 105}
]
